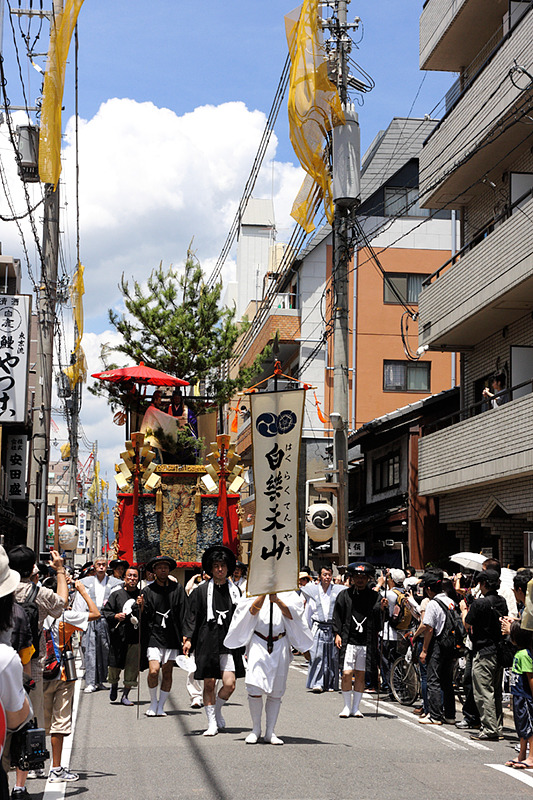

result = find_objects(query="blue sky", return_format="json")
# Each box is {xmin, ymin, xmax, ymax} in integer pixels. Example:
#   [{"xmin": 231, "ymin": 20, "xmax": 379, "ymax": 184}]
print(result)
[
  {"xmin": 70, "ymin": 0, "xmax": 452, "ymax": 160},
  {"xmin": 0, "ymin": 0, "xmax": 455, "ymax": 495}
]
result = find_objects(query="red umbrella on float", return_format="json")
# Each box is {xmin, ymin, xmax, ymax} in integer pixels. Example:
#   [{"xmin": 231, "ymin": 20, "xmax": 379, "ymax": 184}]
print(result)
[{"xmin": 91, "ymin": 362, "xmax": 189, "ymax": 387}]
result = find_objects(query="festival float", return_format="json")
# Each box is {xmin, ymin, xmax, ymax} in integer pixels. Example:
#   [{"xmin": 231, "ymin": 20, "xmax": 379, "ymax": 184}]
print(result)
[
  {"xmin": 92, "ymin": 363, "xmax": 245, "ymax": 582},
  {"xmin": 112, "ymin": 432, "xmax": 244, "ymax": 582}
]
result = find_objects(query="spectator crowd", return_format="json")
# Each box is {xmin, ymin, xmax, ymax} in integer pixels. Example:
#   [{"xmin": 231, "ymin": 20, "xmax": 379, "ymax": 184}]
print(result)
[{"xmin": 1, "ymin": 543, "xmax": 533, "ymax": 800}]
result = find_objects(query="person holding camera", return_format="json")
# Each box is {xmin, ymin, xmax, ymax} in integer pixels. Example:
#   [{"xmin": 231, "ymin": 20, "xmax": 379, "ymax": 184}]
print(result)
[
  {"xmin": 0, "ymin": 546, "xmax": 34, "ymax": 800},
  {"xmin": 42, "ymin": 580, "xmax": 100, "ymax": 783},
  {"xmin": 8, "ymin": 546, "xmax": 67, "ymax": 791}
]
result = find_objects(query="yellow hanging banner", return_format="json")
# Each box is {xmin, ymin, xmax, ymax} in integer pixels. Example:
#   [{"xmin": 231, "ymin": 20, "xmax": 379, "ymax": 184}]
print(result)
[
  {"xmin": 285, "ymin": 1, "xmax": 345, "ymax": 233},
  {"xmin": 63, "ymin": 262, "xmax": 87, "ymax": 389},
  {"xmin": 39, "ymin": 0, "xmax": 85, "ymax": 187}
]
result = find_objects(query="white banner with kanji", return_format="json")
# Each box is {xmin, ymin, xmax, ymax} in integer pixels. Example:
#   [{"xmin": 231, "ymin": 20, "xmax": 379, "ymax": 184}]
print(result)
[
  {"xmin": 0, "ymin": 295, "xmax": 31, "ymax": 424},
  {"xmin": 247, "ymin": 389, "xmax": 305, "ymax": 596}
]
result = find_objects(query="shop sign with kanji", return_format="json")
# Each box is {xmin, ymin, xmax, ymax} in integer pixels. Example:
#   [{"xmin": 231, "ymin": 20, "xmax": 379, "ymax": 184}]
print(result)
[
  {"xmin": 77, "ymin": 509, "xmax": 87, "ymax": 549},
  {"xmin": 0, "ymin": 296, "xmax": 31, "ymax": 423},
  {"xmin": 6, "ymin": 434, "xmax": 27, "ymax": 500},
  {"xmin": 247, "ymin": 389, "xmax": 305, "ymax": 596}
]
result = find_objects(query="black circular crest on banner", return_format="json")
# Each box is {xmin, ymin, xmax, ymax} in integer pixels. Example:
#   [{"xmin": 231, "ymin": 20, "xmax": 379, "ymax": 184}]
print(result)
[{"xmin": 256, "ymin": 410, "xmax": 298, "ymax": 437}]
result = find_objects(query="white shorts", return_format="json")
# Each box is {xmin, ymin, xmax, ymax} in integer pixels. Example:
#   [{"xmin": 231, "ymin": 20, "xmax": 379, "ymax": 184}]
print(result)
[
  {"xmin": 147, "ymin": 647, "xmax": 178, "ymax": 665},
  {"xmin": 343, "ymin": 644, "xmax": 367, "ymax": 672},
  {"xmin": 219, "ymin": 654, "xmax": 235, "ymax": 672}
]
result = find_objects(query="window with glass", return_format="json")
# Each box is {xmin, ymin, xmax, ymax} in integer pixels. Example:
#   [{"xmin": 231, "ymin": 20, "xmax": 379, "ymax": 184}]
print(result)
[
  {"xmin": 383, "ymin": 360, "xmax": 431, "ymax": 392},
  {"xmin": 373, "ymin": 452, "xmax": 400, "ymax": 493},
  {"xmin": 383, "ymin": 273, "xmax": 429, "ymax": 305},
  {"xmin": 384, "ymin": 187, "xmax": 430, "ymax": 218}
]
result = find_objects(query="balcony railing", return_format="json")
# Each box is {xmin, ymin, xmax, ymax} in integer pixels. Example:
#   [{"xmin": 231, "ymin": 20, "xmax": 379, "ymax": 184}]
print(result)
[
  {"xmin": 273, "ymin": 292, "xmax": 298, "ymax": 310},
  {"xmin": 419, "ymin": 384, "xmax": 533, "ymax": 495},
  {"xmin": 422, "ymin": 2, "xmax": 530, "ymax": 133},
  {"xmin": 422, "ymin": 376, "xmax": 533, "ymax": 437},
  {"xmin": 422, "ymin": 185, "xmax": 533, "ymax": 288}
]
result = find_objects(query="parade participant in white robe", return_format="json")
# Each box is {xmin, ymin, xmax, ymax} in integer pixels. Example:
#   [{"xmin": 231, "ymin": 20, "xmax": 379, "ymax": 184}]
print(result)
[
  {"xmin": 224, "ymin": 591, "xmax": 313, "ymax": 745},
  {"xmin": 72, "ymin": 557, "xmax": 122, "ymax": 693}
]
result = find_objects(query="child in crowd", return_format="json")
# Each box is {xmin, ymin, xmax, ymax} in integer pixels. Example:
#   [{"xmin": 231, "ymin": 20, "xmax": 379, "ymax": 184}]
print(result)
[{"xmin": 506, "ymin": 621, "xmax": 533, "ymax": 769}]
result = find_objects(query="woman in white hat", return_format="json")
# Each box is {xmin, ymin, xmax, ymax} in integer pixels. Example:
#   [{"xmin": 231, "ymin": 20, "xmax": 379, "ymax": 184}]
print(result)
[{"xmin": 0, "ymin": 545, "xmax": 32, "ymax": 800}]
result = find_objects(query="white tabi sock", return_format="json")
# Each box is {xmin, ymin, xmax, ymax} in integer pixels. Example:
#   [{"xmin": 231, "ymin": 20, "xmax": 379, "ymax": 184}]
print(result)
[
  {"xmin": 157, "ymin": 690, "xmax": 169, "ymax": 716},
  {"xmin": 215, "ymin": 695, "xmax": 227, "ymax": 729},
  {"xmin": 146, "ymin": 686, "xmax": 158, "ymax": 716},
  {"xmin": 351, "ymin": 691, "xmax": 363, "ymax": 714},
  {"xmin": 246, "ymin": 696, "xmax": 263, "ymax": 744},
  {"xmin": 264, "ymin": 696, "xmax": 283, "ymax": 745},
  {"xmin": 203, "ymin": 705, "xmax": 218, "ymax": 736},
  {"xmin": 340, "ymin": 691, "xmax": 352, "ymax": 717}
]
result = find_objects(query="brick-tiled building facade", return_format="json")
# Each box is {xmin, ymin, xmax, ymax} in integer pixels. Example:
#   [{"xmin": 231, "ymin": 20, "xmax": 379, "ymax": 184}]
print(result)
[{"xmin": 416, "ymin": 0, "xmax": 533, "ymax": 567}]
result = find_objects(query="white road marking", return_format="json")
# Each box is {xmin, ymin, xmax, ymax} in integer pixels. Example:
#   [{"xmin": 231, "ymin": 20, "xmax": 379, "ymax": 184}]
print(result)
[
  {"xmin": 359, "ymin": 697, "xmax": 491, "ymax": 751},
  {"xmin": 397, "ymin": 717, "xmax": 467, "ymax": 750},
  {"xmin": 290, "ymin": 662, "xmax": 493, "ymax": 753},
  {"xmin": 488, "ymin": 764, "xmax": 533, "ymax": 787},
  {"xmin": 42, "ymin": 667, "xmax": 82, "ymax": 800}
]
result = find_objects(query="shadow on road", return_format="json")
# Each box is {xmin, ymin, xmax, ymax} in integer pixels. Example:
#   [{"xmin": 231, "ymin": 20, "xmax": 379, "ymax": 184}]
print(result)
[{"xmin": 168, "ymin": 698, "xmax": 232, "ymax": 800}]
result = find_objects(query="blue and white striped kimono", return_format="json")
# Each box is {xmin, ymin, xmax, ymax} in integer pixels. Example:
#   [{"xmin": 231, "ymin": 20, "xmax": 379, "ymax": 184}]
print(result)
[{"xmin": 302, "ymin": 583, "xmax": 346, "ymax": 691}]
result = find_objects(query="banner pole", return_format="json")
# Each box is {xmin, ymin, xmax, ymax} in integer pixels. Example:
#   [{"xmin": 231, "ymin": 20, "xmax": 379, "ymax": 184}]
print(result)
[
  {"xmin": 267, "ymin": 362, "xmax": 281, "ymax": 646},
  {"xmin": 137, "ymin": 600, "xmax": 142, "ymax": 720}
]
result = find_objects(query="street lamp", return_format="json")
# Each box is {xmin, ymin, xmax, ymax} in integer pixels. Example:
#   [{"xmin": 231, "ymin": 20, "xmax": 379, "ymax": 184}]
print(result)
[{"xmin": 330, "ymin": 411, "xmax": 344, "ymax": 430}]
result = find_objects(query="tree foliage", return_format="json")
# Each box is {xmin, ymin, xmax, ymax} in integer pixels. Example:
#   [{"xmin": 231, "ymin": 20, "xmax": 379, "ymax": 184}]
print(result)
[{"xmin": 90, "ymin": 252, "xmax": 269, "ymax": 412}]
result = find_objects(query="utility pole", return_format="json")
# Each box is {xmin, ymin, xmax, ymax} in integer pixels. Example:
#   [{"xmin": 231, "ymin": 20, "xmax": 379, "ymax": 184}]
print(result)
[
  {"xmin": 92, "ymin": 439, "xmax": 99, "ymax": 559},
  {"xmin": 67, "ymin": 359, "xmax": 81, "ymax": 517},
  {"xmin": 328, "ymin": 0, "xmax": 361, "ymax": 566},
  {"xmin": 26, "ymin": 0, "xmax": 64, "ymax": 551},
  {"xmin": 27, "ymin": 182, "xmax": 60, "ymax": 551}
]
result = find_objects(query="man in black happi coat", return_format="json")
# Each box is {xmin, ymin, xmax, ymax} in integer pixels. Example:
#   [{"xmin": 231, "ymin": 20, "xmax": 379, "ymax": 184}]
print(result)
[
  {"xmin": 183, "ymin": 545, "xmax": 245, "ymax": 736},
  {"xmin": 103, "ymin": 565, "xmax": 142, "ymax": 706},
  {"xmin": 139, "ymin": 555, "xmax": 186, "ymax": 717}
]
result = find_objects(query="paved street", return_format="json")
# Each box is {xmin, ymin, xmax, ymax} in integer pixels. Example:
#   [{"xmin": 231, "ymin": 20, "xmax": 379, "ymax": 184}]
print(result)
[{"xmin": 18, "ymin": 656, "xmax": 533, "ymax": 800}]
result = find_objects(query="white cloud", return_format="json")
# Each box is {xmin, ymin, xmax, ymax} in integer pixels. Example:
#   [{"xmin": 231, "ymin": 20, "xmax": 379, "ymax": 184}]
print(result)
[
  {"xmin": 59, "ymin": 98, "xmax": 303, "ymax": 319},
  {"xmin": 0, "ymin": 98, "xmax": 305, "ymax": 507}
]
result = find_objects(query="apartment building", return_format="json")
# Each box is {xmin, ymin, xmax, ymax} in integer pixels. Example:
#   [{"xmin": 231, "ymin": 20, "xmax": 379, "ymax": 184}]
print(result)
[{"xmin": 416, "ymin": 0, "xmax": 533, "ymax": 567}]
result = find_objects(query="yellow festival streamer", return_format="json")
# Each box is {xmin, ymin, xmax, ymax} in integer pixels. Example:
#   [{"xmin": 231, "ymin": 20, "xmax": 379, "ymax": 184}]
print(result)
[
  {"xmin": 285, "ymin": 0, "xmax": 345, "ymax": 233},
  {"xmin": 39, "ymin": 0, "xmax": 85, "ymax": 187},
  {"xmin": 87, "ymin": 460, "xmax": 100, "ymax": 504},
  {"xmin": 63, "ymin": 262, "xmax": 87, "ymax": 389}
]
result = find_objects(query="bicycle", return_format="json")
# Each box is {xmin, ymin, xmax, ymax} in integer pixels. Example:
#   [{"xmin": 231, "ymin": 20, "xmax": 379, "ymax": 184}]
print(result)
[{"xmin": 390, "ymin": 633, "xmax": 421, "ymax": 706}]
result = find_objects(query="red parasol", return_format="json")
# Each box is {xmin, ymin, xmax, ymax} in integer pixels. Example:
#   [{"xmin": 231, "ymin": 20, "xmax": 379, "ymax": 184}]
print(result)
[{"xmin": 91, "ymin": 361, "xmax": 189, "ymax": 387}]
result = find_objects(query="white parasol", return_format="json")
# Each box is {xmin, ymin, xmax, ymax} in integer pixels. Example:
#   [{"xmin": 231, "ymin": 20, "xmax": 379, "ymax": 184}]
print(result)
[{"xmin": 450, "ymin": 552, "xmax": 486, "ymax": 571}]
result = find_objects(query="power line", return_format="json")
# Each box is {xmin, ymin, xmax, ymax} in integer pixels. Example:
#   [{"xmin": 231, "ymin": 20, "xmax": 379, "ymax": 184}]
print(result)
[
  {"xmin": 293, "ymin": 91, "xmax": 533, "ymax": 378},
  {"xmin": 0, "ymin": 55, "xmax": 47, "ymax": 284},
  {"xmin": 206, "ymin": 53, "xmax": 292, "ymax": 289}
]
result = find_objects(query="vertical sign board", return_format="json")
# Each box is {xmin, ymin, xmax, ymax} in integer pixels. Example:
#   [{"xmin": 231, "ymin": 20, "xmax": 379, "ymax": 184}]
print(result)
[
  {"xmin": 77, "ymin": 509, "xmax": 87, "ymax": 550},
  {"xmin": 348, "ymin": 541, "xmax": 365, "ymax": 558},
  {"xmin": 5, "ymin": 434, "xmax": 27, "ymax": 500},
  {"xmin": 46, "ymin": 516, "xmax": 55, "ymax": 546},
  {"xmin": 0, "ymin": 296, "xmax": 31, "ymax": 423},
  {"xmin": 247, "ymin": 389, "xmax": 305, "ymax": 596}
]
